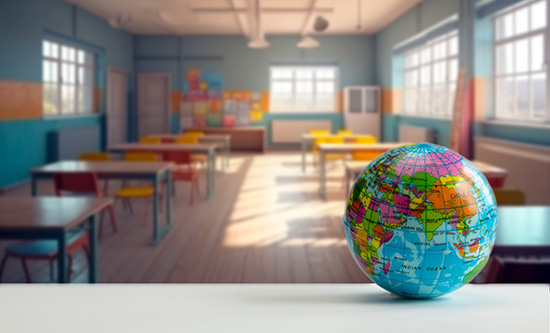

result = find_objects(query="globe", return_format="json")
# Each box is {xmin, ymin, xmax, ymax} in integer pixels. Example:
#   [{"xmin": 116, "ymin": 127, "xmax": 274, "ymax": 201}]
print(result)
[{"xmin": 343, "ymin": 143, "xmax": 498, "ymax": 298}]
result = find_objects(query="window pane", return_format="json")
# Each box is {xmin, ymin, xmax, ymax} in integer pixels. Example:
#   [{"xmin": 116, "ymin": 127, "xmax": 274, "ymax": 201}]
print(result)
[
  {"xmin": 61, "ymin": 46, "xmax": 75, "ymax": 62},
  {"xmin": 272, "ymin": 69, "xmax": 292, "ymax": 79},
  {"xmin": 43, "ymin": 83, "xmax": 58, "ymax": 115},
  {"xmin": 79, "ymin": 67, "xmax": 94, "ymax": 86},
  {"xmin": 433, "ymin": 41, "xmax": 447, "ymax": 60},
  {"xmin": 449, "ymin": 36, "xmax": 458, "ymax": 56},
  {"xmin": 496, "ymin": 43, "xmax": 514, "ymax": 74},
  {"xmin": 530, "ymin": 35, "xmax": 544, "ymax": 71},
  {"xmin": 496, "ymin": 77, "xmax": 515, "ymax": 119},
  {"xmin": 433, "ymin": 62, "xmax": 446, "ymax": 84},
  {"xmin": 62, "ymin": 63, "xmax": 75, "ymax": 84},
  {"xmin": 295, "ymin": 69, "xmax": 313, "ymax": 80},
  {"xmin": 77, "ymin": 50, "xmax": 86, "ymax": 64},
  {"xmin": 316, "ymin": 69, "xmax": 334, "ymax": 79},
  {"xmin": 515, "ymin": 75, "xmax": 529, "ymax": 117},
  {"xmin": 420, "ymin": 47, "xmax": 431, "ymax": 64},
  {"xmin": 496, "ymin": 14, "xmax": 514, "ymax": 40},
  {"xmin": 43, "ymin": 60, "xmax": 58, "ymax": 83},
  {"xmin": 531, "ymin": 1, "xmax": 546, "ymax": 30},
  {"xmin": 405, "ymin": 70, "xmax": 418, "ymax": 87},
  {"xmin": 316, "ymin": 82, "xmax": 334, "ymax": 94},
  {"xmin": 61, "ymin": 85, "xmax": 75, "ymax": 114},
  {"xmin": 448, "ymin": 59, "xmax": 458, "ymax": 82},
  {"xmin": 515, "ymin": 39, "xmax": 529, "ymax": 73},
  {"xmin": 532, "ymin": 73, "xmax": 547, "ymax": 120},
  {"xmin": 514, "ymin": 7, "xmax": 529, "ymax": 35},
  {"xmin": 420, "ymin": 66, "xmax": 431, "ymax": 85}
]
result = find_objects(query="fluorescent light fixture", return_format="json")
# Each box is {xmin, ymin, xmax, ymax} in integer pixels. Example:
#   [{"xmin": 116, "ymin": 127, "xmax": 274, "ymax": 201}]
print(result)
[{"xmin": 297, "ymin": 36, "xmax": 319, "ymax": 49}]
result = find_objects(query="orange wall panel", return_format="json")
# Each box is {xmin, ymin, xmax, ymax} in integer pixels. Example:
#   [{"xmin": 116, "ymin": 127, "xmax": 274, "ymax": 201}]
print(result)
[
  {"xmin": 473, "ymin": 77, "xmax": 486, "ymax": 121},
  {"xmin": 171, "ymin": 91, "xmax": 182, "ymax": 113},
  {"xmin": 381, "ymin": 89, "xmax": 402, "ymax": 114},
  {"xmin": 0, "ymin": 81, "xmax": 42, "ymax": 121},
  {"xmin": 261, "ymin": 91, "xmax": 269, "ymax": 112}
]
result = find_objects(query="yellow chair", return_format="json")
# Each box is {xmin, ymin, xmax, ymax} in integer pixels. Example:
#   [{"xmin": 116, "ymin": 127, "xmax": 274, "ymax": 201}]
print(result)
[
  {"xmin": 140, "ymin": 137, "xmax": 161, "ymax": 144},
  {"xmin": 80, "ymin": 152, "xmax": 110, "ymax": 161},
  {"xmin": 337, "ymin": 130, "xmax": 353, "ymax": 136},
  {"xmin": 325, "ymin": 137, "xmax": 345, "ymax": 161},
  {"xmin": 494, "ymin": 189, "xmax": 525, "ymax": 205},
  {"xmin": 115, "ymin": 152, "xmax": 157, "ymax": 218},
  {"xmin": 176, "ymin": 136, "xmax": 207, "ymax": 168},
  {"xmin": 310, "ymin": 129, "xmax": 330, "ymax": 136},
  {"xmin": 354, "ymin": 136, "xmax": 377, "ymax": 144},
  {"xmin": 185, "ymin": 131, "xmax": 204, "ymax": 137}
]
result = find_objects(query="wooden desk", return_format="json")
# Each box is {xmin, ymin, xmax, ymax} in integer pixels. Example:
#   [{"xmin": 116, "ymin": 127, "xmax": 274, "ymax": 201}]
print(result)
[
  {"xmin": 0, "ymin": 284, "xmax": 547, "ymax": 332},
  {"xmin": 30, "ymin": 161, "xmax": 173, "ymax": 246},
  {"xmin": 318, "ymin": 143, "xmax": 409, "ymax": 199},
  {"xmin": 109, "ymin": 143, "xmax": 217, "ymax": 200},
  {"xmin": 343, "ymin": 160, "xmax": 509, "ymax": 198},
  {"xmin": 149, "ymin": 133, "xmax": 231, "ymax": 170},
  {"xmin": 494, "ymin": 206, "xmax": 550, "ymax": 256},
  {"xmin": 301, "ymin": 134, "xmax": 375, "ymax": 172},
  {"xmin": 186, "ymin": 127, "xmax": 265, "ymax": 153},
  {"xmin": 0, "ymin": 197, "xmax": 112, "ymax": 283}
]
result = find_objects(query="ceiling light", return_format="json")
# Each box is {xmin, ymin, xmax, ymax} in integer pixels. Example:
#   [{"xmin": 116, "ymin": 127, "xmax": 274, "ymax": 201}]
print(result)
[
  {"xmin": 297, "ymin": 36, "xmax": 319, "ymax": 49},
  {"xmin": 313, "ymin": 16, "xmax": 329, "ymax": 32}
]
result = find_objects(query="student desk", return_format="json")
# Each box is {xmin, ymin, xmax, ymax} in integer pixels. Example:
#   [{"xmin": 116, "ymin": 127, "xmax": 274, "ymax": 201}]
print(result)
[
  {"xmin": 318, "ymin": 143, "xmax": 409, "ymax": 199},
  {"xmin": 301, "ymin": 134, "xmax": 375, "ymax": 172},
  {"xmin": 109, "ymin": 143, "xmax": 217, "ymax": 200},
  {"xmin": 185, "ymin": 127, "xmax": 265, "ymax": 153},
  {"xmin": 0, "ymin": 284, "xmax": 547, "ymax": 332},
  {"xmin": 0, "ymin": 197, "xmax": 112, "ymax": 283},
  {"xmin": 148, "ymin": 133, "xmax": 231, "ymax": 170},
  {"xmin": 30, "ymin": 161, "xmax": 173, "ymax": 246},
  {"xmin": 494, "ymin": 206, "xmax": 550, "ymax": 256},
  {"xmin": 343, "ymin": 160, "xmax": 509, "ymax": 197}
]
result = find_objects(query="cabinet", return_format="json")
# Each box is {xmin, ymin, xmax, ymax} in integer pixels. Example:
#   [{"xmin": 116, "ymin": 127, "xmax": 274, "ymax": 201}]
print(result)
[{"xmin": 343, "ymin": 86, "xmax": 381, "ymax": 140}]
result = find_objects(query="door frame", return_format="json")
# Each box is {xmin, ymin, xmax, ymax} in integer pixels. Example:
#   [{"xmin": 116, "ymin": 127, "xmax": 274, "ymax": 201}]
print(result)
[
  {"xmin": 137, "ymin": 72, "xmax": 172, "ymax": 138},
  {"xmin": 106, "ymin": 67, "xmax": 129, "ymax": 147}
]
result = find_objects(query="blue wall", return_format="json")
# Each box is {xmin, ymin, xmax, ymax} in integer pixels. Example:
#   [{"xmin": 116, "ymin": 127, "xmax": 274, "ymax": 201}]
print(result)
[
  {"xmin": 0, "ymin": 0, "xmax": 133, "ymax": 188},
  {"xmin": 134, "ymin": 35, "xmax": 375, "ymax": 144}
]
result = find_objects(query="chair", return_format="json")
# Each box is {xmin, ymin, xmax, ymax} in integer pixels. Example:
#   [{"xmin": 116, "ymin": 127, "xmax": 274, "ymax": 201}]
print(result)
[
  {"xmin": 176, "ymin": 136, "xmax": 207, "ymax": 169},
  {"xmin": 79, "ymin": 152, "xmax": 110, "ymax": 161},
  {"xmin": 115, "ymin": 153, "xmax": 157, "ymax": 218},
  {"xmin": 309, "ymin": 129, "xmax": 330, "ymax": 136},
  {"xmin": 185, "ymin": 131, "xmax": 204, "ymax": 137},
  {"xmin": 494, "ymin": 189, "xmax": 525, "ymax": 205},
  {"xmin": 337, "ymin": 129, "xmax": 353, "ymax": 136},
  {"xmin": 484, "ymin": 256, "xmax": 550, "ymax": 283},
  {"xmin": 140, "ymin": 137, "xmax": 161, "ymax": 144},
  {"xmin": 163, "ymin": 151, "xmax": 200, "ymax": 205},
  {"xmin": 0, "ymin": 172, "xmax": 113, "ymax": 283},
  {"xmin": 352, "ymin": 136, "xmax": 380, "ymax": 161},
  {"xmin": 314, "ymin": 137, "xmax": 345, "ymax": 166}
]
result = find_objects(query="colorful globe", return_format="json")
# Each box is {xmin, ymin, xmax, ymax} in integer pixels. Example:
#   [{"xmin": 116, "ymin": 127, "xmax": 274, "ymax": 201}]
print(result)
[{"xmin": 343, "ymin": 143, "xmax": 498, "ymax": 298}]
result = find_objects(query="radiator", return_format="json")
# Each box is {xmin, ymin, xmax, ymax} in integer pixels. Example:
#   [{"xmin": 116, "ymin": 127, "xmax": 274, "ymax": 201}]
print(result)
[
  {"xmin": 271, "ymin": 120, "xmax": 332, "ymax": 144},
  {"xmin": 474, "ymin": 137, "xmax": 550, "ymax": 205},
  {"xmin": 49, "ymin": 126, "xmax": 101, "ymax": 162},
  {"xmin": 398, "ymin": 125, "xmax": 437, "ymax": 143}
]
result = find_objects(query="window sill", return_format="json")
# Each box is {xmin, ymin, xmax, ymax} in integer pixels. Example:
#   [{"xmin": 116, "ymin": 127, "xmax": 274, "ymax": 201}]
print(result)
[
  {"xmin": 481, "ymin": 119, "xmax": 550, "ymax": 130},
  {"xmin": 43, "ymin": 113, "xmax": 102, "ymax": 121},
  {"xmin": 395, "ymin": 113, "xmax": 452, "ymax": 121},
  {"xmin": 268, "ymin": 111, "xmax": 340, "ymax": 114}
]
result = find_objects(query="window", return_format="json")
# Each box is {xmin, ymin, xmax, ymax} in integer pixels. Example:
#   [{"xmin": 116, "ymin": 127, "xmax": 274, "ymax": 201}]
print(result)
[
  {"xmin": 494, "ymin": 0, "xmax": 548, "ymax": 122},
  {"xmin": 43, "ymin": 40, "xmax": 95, "ymax": 116},
  {"xmin": 403, "ymin": 31, "xmax": 459, "ymax": 118},
  {"xmin": 270, "ymin": 66, "xmax": 338, "ymax": 112}
]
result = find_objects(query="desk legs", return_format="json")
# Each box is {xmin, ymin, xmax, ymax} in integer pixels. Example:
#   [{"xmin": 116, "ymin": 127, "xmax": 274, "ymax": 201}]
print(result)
[
  {"xmin": 152, "ymin": 170, "xmax": 172, "ymax": 246},
  {"xmin": 206, "ymin": 150, "xmax": 215, "ymax": 200},
  {"xmin": 165, "ymin": 169, "xmax": 172, "ymax": 230},
  {"xmin": 31, "ymin": 176, "xmax": 38, "ymax": 197},
  {"xmin": 225, "ymin": 140, "xmax": 230, "ymax": 170},
  {"xmin": 319, "ymin": 151, "xmax": 326, "ymax": 200},
  {"xmin": 301, "ymin": 140, "xmax": 307, "ymax": 173},
  {"xmin": 57, "ymin": 234, "xmax": 67, "ymax": 283},
  {"xmin": 88, "ymin": 214, "xmax": 98, "ymax": 283}
]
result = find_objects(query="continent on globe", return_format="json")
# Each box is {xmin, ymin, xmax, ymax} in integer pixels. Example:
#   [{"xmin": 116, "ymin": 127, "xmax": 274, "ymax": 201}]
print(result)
[{"xmin": 343, "ymin": 143, "xmax": 498, "ymax": 299}]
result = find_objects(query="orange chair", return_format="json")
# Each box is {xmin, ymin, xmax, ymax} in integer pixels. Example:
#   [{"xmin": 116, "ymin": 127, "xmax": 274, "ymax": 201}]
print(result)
[
  {"xmin": 185, "ymin": 131, "xmax": 204, "ymax": 137},
  {"xmin": 140, "ymin": 137, "xmax": 161, "ymax": 144},
  {"xmin": 176, "ymin": 136, "xmax": 207, "ymax": 169},
  {"xmin": 352, "ymin": 136, "xmax": 380, "ymax": 161},
  {"xmin": 163, "ymin": 151, "xmax": 200, "ymax": 205},
  {"xmin": 79, "ymin": 152, "xmax": 110, "ymax": 161}
]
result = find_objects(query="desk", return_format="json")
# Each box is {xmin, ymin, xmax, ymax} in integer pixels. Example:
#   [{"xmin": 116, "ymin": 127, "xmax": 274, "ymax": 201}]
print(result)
[
  {"xmin": 343, "ymin": 160, "xmax": 509, "ymax": 198},
  {"xmin": 30, "ymin": 161, "xmax": 173, "ymax": 246},
  {"xmin": 0, "ymin": 197, "xmax": 112, "ymax": 283},
  {"xmin": 186, "ymin": 127, "xmax": 265, "ymax": 152},
  {"xmin": 301, "ymin": 134, "xmax": 375, "ymax": 172},
  {"xmin": 0, "ymin": 284, "xmax": 547, "ymax": 332},
  {"xmin": 494, "ymin": 206, "xmax": 550, "ymax": 256},
  {"xmin": 109, "ymin": 143, "xmax": 217, "ymax": 200},
  {"xmin": 149, "ymin": 133, "xmax": 231, "ymax": 170},
  {"xmin": 318, "ymin": 143, "xmax": 408, "ymax": 199}
]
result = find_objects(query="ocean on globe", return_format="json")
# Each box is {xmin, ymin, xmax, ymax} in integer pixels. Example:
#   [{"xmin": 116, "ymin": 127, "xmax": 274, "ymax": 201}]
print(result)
[{"xmin": 343, "ymin": 143, "xmax": 498, "ymax": 299}]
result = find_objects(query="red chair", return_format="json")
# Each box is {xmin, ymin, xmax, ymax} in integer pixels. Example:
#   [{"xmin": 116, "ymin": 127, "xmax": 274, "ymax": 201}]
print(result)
[{"xmin": 163, "ymin": 151, "xmax": 200, "ymax": 205}]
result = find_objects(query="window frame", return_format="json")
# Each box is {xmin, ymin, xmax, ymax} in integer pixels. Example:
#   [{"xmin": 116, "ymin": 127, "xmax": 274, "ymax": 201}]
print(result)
[
  {"xmin": 269, "ymin": 66, "xmax": 339, "ymax": 113},
  {"xmin": 42, "ymin": 39, "xmax": 96, "ymax": 118},
  {"xmin": 492, "ymin": 0, "xmax": 550, "ymax": 123},
  {"xmin": 402, "ymin": 30, "xmax": 459, "ymax": 119}
]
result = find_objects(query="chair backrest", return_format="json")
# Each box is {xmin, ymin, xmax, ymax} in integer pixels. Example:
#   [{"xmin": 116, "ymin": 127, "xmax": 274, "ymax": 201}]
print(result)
[
  {"xmin": 310, "ymin": 129, "xmax": 330, "ymax": 136},
  {"xmin": 140, "ymin": 137, "xmax": 161, "ymax": 144},
  {"xmin": 326, "ymin": 137, "xmax": 344, "ymax": 144},
  {"xmin": 124, "ymin": 152, "xmax": 158, "ymax": 162},
  {"xmin": 163, "ymin": 150, "xmax": 192, "ymax": 165},
  {"xmin": 53, "ymin": 172, "xmax": 100, "ymax": 197},
  {"xmin": 494, "ymin": 189, "xmax": 525, "ymax": 205},
  {"xmin": 79, "ymin": 152, "xmax": 110, "ymax": 161},
  {"xmin": 176, "ymin": 136, "xmax": 199, "ymax": 144},
  {"xmin": 337, "ymin": 130, "xmax": 353, "ymax": 136},
  {"xmin": 352, "ymin": 152, "xmax": 379, "ymax": 161},
  {"xmin": 486, "ymin": 256, "xmax": 550, "ymax": 283},
  {"xmin": 185, "ymin": 131, "xmax": 204, "ymax": 137},
  {"xmin": 355, "ymin": 136, "xmax": 377, "ymax": 144},
  {"xmin": 160, "ymin": 138, "xmax": 174, "ymax": 143}
]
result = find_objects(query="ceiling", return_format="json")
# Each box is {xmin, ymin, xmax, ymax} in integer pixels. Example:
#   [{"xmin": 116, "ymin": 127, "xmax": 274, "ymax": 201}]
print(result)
[{"xmin": 62, "ymin": 0, "xmax": 423, "ymax": 36}]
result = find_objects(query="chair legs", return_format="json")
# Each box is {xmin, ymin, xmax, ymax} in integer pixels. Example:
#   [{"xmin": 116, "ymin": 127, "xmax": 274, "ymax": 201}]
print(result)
[
  {"xmin": 0, "ymin": 254, "xmax": 9, "ymax": 282},
  {"xmin": 21, "ymin": 259, "xmax": 31, "ymax": 283}
]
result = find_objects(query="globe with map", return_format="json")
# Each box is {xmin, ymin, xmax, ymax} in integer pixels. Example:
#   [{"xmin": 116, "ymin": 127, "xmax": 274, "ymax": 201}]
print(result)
[{"xmin": 343, "ymin": 143, "xmax": 498, "ymax": 298}]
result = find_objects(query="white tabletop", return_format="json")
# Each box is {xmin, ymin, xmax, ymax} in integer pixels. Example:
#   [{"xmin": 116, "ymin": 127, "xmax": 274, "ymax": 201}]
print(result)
[{"xmin": 0, "ymin": 284, "xmax": 547, "ymax": 332}]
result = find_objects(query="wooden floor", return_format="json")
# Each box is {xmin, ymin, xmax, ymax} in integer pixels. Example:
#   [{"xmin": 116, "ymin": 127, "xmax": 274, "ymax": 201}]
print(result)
[{"xmin": 1, "ymin": 152, "xmax": 371, "ymax": 284}]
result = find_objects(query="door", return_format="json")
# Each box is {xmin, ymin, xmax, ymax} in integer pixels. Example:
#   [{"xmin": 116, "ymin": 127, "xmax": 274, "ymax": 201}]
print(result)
[
  {"xmin": 107, "ymin": 69, "xmax": 128, "ymax": 147},
  {"xmin": 343, "ymin": 86, "xmax": 381, "ymax": 140},
  {"xmin": 138, "ymin": 73, "xmax": 171, "ymax": 137}
]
